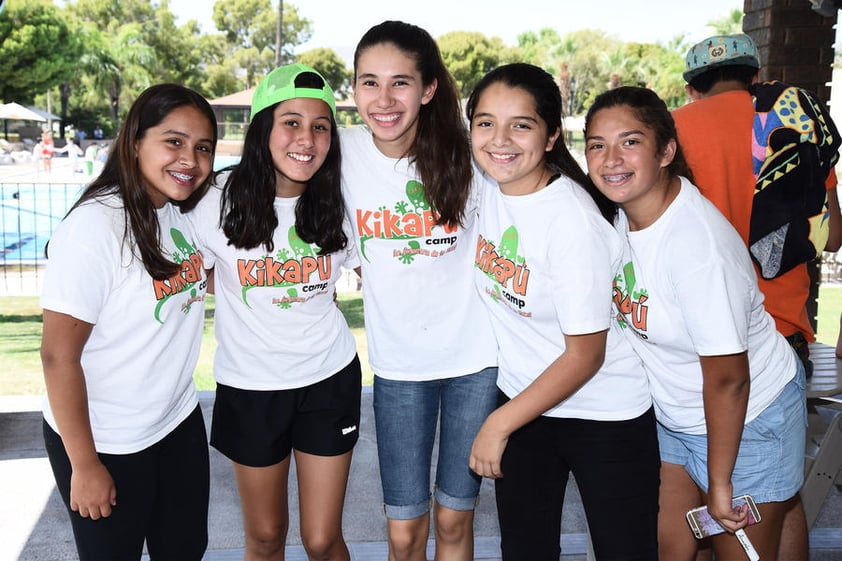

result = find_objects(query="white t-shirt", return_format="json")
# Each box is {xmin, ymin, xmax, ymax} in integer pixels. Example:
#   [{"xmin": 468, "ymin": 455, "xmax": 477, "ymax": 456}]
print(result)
[
  {"xmin": 474, "ymin": 175, "xmax": 651, "ymax": 420},
  {"xmin": 340, "ymin": 126, "xmax": 497, "ymax": 381},
  {"xmin": 189, "ymin": 178, "xmax": 359, "ymax": 390},
  {"xmin": 41, "ymin": 195, "xmax": 206, "ymax": 454},
  {"xmin": 613, "ymin": 177, "xmax": 796, "ymax": 434}
]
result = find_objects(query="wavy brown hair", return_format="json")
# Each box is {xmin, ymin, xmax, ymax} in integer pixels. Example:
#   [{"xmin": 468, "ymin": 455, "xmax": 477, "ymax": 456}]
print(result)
[{"xmin": 354, "ymin": 20, "xmax": 471, "ymax": 227}]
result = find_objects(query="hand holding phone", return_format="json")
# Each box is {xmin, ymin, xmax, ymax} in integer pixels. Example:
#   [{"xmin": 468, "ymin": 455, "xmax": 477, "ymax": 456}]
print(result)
[
  {"xmin": 686, "ymin": 495, "xmax": 761, "ymax": 561},
  {"xmin": 686, "ymin": 494, "xmax": 761, "ymax": 538}
]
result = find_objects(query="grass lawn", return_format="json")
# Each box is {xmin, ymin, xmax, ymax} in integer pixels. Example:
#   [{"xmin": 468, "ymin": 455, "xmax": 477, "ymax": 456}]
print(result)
[
  {"xmin": 0, "ymin": 292, "xmax": 372, "ymax": 396},
  {"xmin": 4, "ymin": 285, "xmax": 842, "ymax": 397}
]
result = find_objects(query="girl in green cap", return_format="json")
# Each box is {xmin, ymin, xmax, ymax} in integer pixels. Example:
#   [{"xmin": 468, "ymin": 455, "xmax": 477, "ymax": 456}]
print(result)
[{"xmin": 189, "ymin": 64, "xmax": 361, "ymax": 561}]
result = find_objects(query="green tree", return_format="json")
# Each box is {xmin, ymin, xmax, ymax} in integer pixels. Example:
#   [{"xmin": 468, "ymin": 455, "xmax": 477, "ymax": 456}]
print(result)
[
  {"xmin": 548, "ymin": 30, "xmax": 621, "ymax": 116},
  {"xmin": 296, "ymin": 47, "xmax": 352, "ymax": 98},
  {"xmin": 0, "ymin": 0, "xmax": 83, "ymax": 103},
  {"xmin": 58, "ymin": 0, "xmax": 207, "ymax": 132},
  {"xmin": 623, "ymin": 39, "xmax": 688, "ymax": 108},
  {"xmin": 69, "ymin": 0, "xmax": 207, "ymax": 88},
  {"xmin": 92, "ymin": 24, "xmax": 156, "ymax": 124},
  {"xmin": 707, "ymin": 8, "xmax": 744, "ymax": 35},
  {"xmin": 517, "ymin": 28, "xmax": 563, "ymax": 68},
  {"xmin": 437, "ymin": 31, "xmax": 509, "ymax": 98},
  {"xmin": 213, "ymin": 0, "xmax": 312, "ymax": 86},
  {"xmin": 196, "ymin": 34, "xmax": 243, "ymax": 98}
]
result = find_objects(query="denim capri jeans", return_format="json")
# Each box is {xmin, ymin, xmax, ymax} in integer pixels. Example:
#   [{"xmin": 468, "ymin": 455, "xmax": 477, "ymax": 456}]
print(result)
[{"xmin": 372, "ymin": 366, "xmax": 498, "ymax": 520}]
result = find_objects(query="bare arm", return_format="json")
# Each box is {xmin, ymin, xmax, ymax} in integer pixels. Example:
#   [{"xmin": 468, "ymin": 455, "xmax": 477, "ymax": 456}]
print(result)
[
  {"xmin": 41, "ymin": 309, "xmax": 116, "ymax": 519},
  {"xmin": 700, "ymin": 352, "xmax": 751, "ymax": 532},
  {"xmin": 469, "ymin": 330, "xmax": 607, "ymax": 478},
  {"xmin": 206, "ymin": 267, "xmax": 215, "ymax": 294},
  {"xmin": 825, "ymin": 187, "xmax": 842, "ymax": 252}
]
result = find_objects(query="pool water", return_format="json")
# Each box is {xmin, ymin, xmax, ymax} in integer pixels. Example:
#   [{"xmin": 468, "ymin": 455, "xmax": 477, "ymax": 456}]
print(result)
[{"xmin": 2, "ymin": 154, "xmax": 242, "ymax": 263}]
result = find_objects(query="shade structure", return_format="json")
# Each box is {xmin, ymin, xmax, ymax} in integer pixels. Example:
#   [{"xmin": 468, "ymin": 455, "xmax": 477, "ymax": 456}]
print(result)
[
  {"xmin": 0, "ymin": 102, "xmax": 47, "ymax": 122},
  {"xmin": 0, "ymin": 102, "xmax": 47, "ymax": 140}
]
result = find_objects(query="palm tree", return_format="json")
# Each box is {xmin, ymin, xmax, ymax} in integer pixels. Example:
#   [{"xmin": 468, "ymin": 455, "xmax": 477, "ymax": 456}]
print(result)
[
  {"xmin": 80, "ymin": 24, "xmax": 154, "ymax": 126},
  {"xmin": 707, "ymin": 8, "xmax": 744, "ymax": 35},
  {"xmin": 274, "ymin": 1, "xmax": 283, "ymax": 67}
]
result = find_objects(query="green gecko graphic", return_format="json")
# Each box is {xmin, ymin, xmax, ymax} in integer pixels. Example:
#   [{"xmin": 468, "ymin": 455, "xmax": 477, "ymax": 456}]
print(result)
[
  {"xmin": 398, "ymin": 240, "xmax": 421, "ymax": 264},
  {"xmin": 621, "ymin": 261, "xmax": 636, "ymax": 298},
  {"xmin": 614, "ymin": 261, "xmax": 648, "ymax": 329},
  {"xmin": 489, "ymin": 284, "xmax": 503, "ymax": 303},
  {"xmin": 169, "ymin": 227, "xmax": 195, "ymax": 263},
  {"xmin": 476, "ymin": 225, "xmax": 529, "ymax": 304},
  {"xmin": 405, "ymin": 180, "xmax": 430, "ymax": 212},
  {"xmin": 392, "ymin": 181, "xmax": 434, "ymax": 262},
  {"xmin": 154, "ymin": 228, "xmax": 201, "ymax": 323},
  {"xmin": 480, "ymin": 225, "xmax": 524, "ymax": 283},
  {"xmin": 289, "ymin": 225, "xmax": 316, "ymax": 259},
  {"xmin": 498, "ymin": 225, "xmax": 518, "ymax": 260},
  {"xmin": 276, "ymin": 287, "xmax": 299, "ymax": 309},
  {"xmin": 181, "ymin": 287, "xmax": 198, "ymax": 314}
]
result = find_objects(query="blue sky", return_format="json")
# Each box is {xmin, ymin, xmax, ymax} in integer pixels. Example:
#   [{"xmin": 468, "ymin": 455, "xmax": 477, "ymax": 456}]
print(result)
[{"xmin": 170, "ymin": 0, "xmax": 745, "ymax": 62}]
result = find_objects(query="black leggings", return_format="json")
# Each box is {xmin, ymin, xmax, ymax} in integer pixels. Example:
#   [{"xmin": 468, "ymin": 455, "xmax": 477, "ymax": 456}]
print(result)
[
  {"xmin": 495, "ymin": 397, "xmax": 661, "ymax": 561},
  {"xmin": 43, "ymin": 406, "xmax": 210, "ymax": 561}
]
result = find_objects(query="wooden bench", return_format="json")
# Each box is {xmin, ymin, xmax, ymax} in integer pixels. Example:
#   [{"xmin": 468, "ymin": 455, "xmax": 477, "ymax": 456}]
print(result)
[
  {"xmin": 807, "ymin": 343, "xmax": 842, "ymax": 399},
  {"xmin": 802, "ymin": 342, "xmax": 842, "ymax": 527}
]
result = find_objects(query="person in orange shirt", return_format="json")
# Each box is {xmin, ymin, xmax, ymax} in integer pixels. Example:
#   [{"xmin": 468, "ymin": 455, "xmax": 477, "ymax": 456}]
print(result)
[{"xmin": 673, "ymin": 33, "xmax": 842, "ymax": 561}]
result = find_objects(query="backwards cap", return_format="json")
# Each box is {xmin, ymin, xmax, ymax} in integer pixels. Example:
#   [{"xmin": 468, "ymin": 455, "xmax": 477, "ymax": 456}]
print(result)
[
  {"xmin": 683, "ymin": 34, "xmax": 760, "ymax": 83},
  {"xmin": 250, "ymin": 63, "xmax": 336, "ymax": 122}
]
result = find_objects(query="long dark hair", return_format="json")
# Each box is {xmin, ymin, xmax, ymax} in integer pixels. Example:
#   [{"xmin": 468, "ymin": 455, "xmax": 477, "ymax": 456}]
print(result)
[
  {"xmin": 63, "ymin": 83, "xmax": 217, "ymax": 280},
  {"xmin": 220, "ymin": 71, "xmax": 346, "ymax": 254},
  {"xmin": 354, "ymin": 20, "xmax": 471, "ymax": 227},
  {"xmin": 466, "ymin": 63, "xmax": 616, "ymax": 222},
  {"xmin": 584, "ymin": 86, "xmax": 695, "ymax": 183}
]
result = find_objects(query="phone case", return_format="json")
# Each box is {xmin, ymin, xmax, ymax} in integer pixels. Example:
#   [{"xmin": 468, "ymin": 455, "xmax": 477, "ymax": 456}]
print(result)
[{"xmin": 686, "ymin": 494, "xmax": 761, "ymax": 539}]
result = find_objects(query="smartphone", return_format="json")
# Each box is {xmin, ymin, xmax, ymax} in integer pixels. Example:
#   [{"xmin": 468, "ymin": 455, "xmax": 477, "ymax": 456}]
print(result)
[{"xmin": 686, "ymin": 494, "xmax": 761, "ymax": 539}]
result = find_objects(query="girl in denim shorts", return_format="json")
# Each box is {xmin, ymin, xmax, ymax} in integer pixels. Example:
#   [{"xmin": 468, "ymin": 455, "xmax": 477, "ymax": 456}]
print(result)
[{"xmin": 585, "ymin": 86, "xmax": 806, "ymax": 561}]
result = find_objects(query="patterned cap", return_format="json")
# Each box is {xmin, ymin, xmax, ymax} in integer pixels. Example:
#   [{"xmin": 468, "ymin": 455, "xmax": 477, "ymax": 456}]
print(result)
[
  {"xmin": 251, "ymin": 63, "xmax": 336, "ymax": 122},
  {"xmin": 683, "ymin": 34, "xmax": 760, "ymax": 83}
]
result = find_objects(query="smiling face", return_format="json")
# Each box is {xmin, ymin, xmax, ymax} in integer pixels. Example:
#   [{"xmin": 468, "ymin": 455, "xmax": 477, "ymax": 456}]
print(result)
[
  {"xmin": 353, "ymin": 42, "xmax": 437, "ymax": 158},
  {"xmin": 469, "ymin": 82, "xmax": 560, "ymax": 195},
  {"xmin": 268, "ymin": 97, "xmax": 333, "ymax": 198},
  {"xmin": 584, "ymin": 105, "xmax": 675, "ymax": 216},
  {"xmin": 135, "ymin": 105, "xmax": 214, "ymax": 208}
]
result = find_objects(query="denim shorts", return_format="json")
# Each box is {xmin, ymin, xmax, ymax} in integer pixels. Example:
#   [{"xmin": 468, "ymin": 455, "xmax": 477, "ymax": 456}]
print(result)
[
  {"xmin": 658, "ymin": 356, "xmax": 806, "ymax": 503},
  {"xmin": 372, "ymin": 367, "xmax": 498, "ymax": 520}
]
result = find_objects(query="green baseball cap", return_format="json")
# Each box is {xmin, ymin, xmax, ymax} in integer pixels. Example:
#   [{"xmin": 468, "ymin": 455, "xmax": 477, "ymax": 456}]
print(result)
[
  {"xmin": 683, "ymin": 34, "xmax": 760, "ymax": 83},
  {"xmin": 250, "ymin": 63, "xmax": 336, "ymax": 122}
]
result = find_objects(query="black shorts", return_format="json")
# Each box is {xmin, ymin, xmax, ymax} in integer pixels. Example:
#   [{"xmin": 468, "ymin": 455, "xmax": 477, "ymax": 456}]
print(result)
[{"xmin": 210, "ymin": 355, "xmax": 362, "ymax": 467}]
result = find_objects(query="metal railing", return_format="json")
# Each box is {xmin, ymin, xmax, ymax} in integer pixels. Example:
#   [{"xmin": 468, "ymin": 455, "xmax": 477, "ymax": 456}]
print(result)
[{"xmin": 1, "ymin": 180, "xmax": 86, "ymax": 294}]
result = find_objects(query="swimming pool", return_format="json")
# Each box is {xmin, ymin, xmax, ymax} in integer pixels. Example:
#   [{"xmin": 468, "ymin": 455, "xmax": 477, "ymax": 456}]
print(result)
[{"xmin": 1, "ymin": 155, "xmax": 242, "ymax": 264}]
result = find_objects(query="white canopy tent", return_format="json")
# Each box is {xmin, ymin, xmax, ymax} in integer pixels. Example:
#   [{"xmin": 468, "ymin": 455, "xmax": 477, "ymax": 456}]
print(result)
[{"xmin": 0, "ymin": 102, "xmax": 46, "ymax": 140}]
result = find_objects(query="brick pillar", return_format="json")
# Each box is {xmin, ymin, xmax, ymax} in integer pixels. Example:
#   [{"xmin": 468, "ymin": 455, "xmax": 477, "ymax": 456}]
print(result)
[{"xmin": 743, "ymin": 0, "xmax": 838, "ymax": 334}]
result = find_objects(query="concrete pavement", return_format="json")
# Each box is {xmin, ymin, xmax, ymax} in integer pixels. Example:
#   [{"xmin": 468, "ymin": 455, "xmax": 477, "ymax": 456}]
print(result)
[
  {"xmin": 1, "ymin": 390, "xmax": 597, "ymax": 561},
  {"xmin": 4, "ymin": 390, "xmax": 842, "ymax": 561}
]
